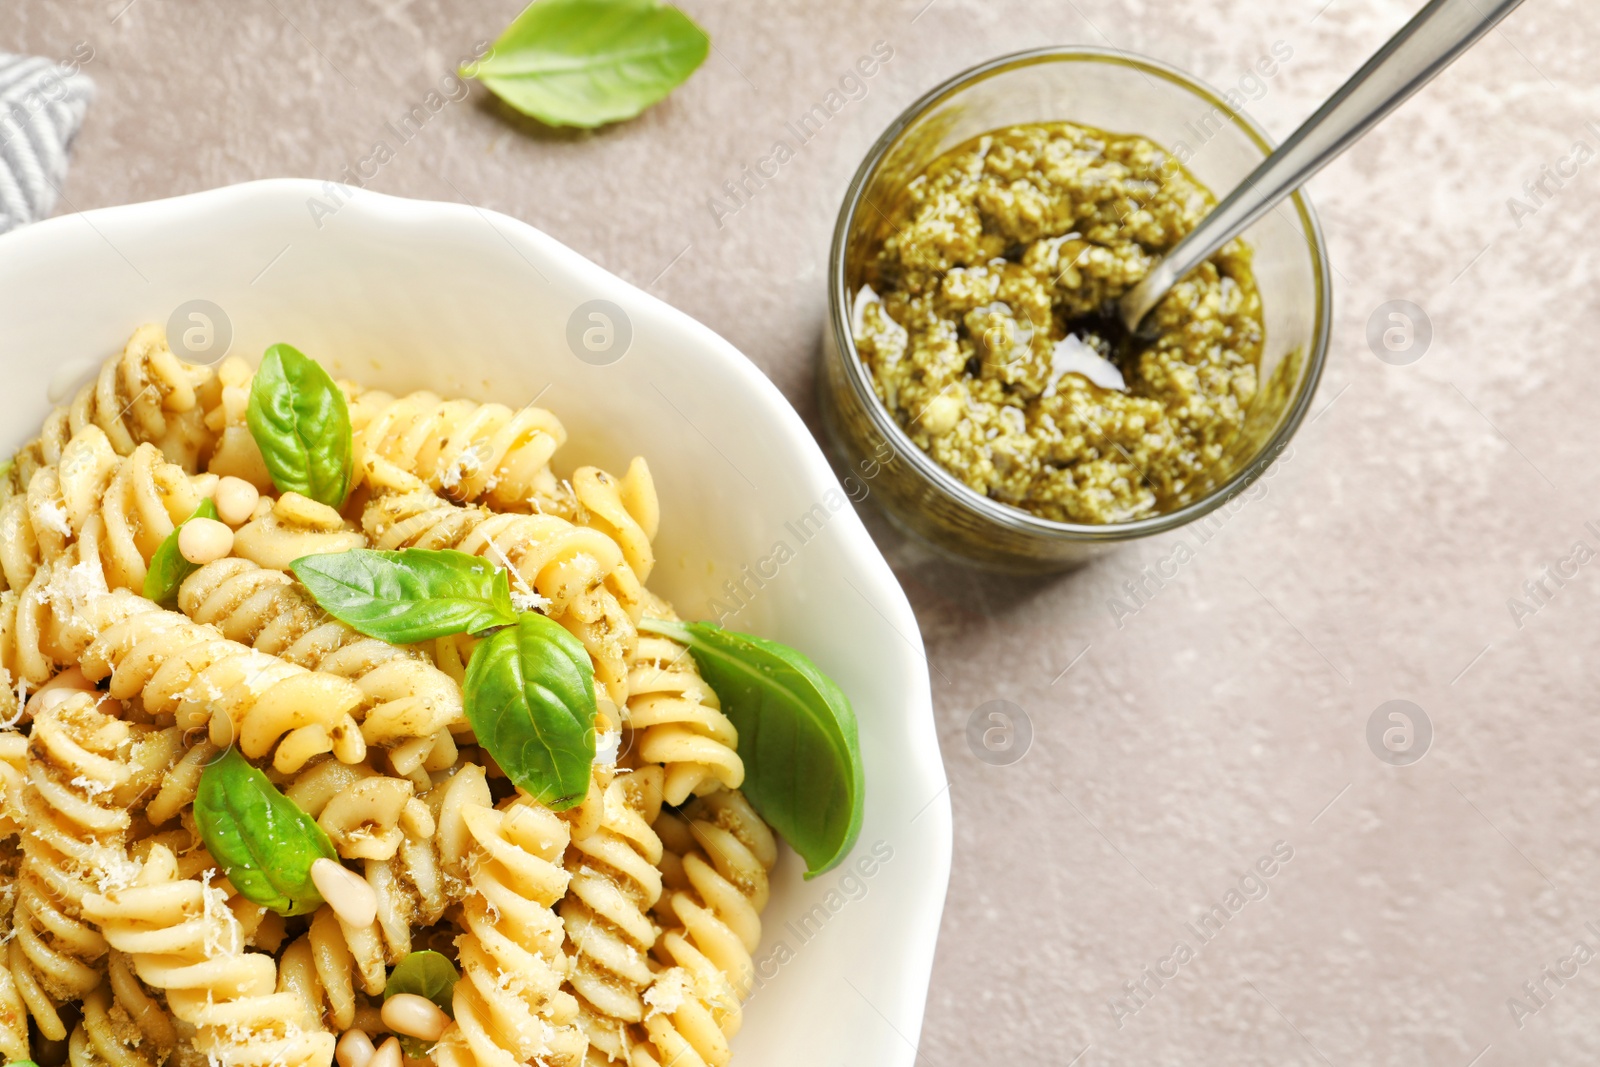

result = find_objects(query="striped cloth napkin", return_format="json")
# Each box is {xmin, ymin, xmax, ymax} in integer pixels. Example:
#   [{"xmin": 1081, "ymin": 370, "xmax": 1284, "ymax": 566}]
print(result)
[{"xmin": 0, "ymin": 52, "xmax": 94, "ymax": 234}]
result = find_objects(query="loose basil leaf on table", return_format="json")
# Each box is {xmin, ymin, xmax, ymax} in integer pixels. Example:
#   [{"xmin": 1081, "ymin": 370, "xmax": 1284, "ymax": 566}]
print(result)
[
  {"xmin": 467, "ymin": 0, "xmax": 710, "ymax": 129},
  {"xmin": 292, "ymin": 548, "xmax": 517, "ymax": 644},
  {"xmin": 143, "ymin": 498, "xmax": 220, "ymax": 608},
  {"xmin": 195, "ymin": 748, "xmax": 338, "ymax": 916},
  {"xmin": 464, "ymin": 613, "xmax": 596, "ymax": 810},
  {"xmin": 639, "ymin": 618, "xmax": 863, "ymax": 879},
  {"xmin": 246, "ymin": 343, "xmax": 353, "ymax": 508},
  {"xmin": 386, "ymin": 950, "xmax": 459, "ymax": 1016}
]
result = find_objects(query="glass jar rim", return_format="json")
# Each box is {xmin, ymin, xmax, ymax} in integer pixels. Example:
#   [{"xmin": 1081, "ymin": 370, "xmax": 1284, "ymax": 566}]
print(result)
[{"xmin": 826, "ymin": 45, "xmax": 1334, "ymax": 543}]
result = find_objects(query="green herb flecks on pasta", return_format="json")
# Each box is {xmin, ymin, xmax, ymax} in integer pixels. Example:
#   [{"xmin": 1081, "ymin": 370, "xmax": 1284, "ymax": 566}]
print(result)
[
  {"xmin": 640, "ymin": 618, "xmax": 863, "ymax": 878},
  {"xmin": 464, "ymin": 613, "xmax": 597, "ymax": 810},
  {"xmin": 292, "ymin": 547, "xmax": 518, "ymax": 644},
  {"xmin": 246, "ymin": 343, "xmax": 353, "ymax": 508},
  {"xmin": 142, "ymin": 497, "xmax": 219, "ymax": 607},
  {"xmin": 195, "ymin": 747, "xmax": 339, "ymax": 916}
]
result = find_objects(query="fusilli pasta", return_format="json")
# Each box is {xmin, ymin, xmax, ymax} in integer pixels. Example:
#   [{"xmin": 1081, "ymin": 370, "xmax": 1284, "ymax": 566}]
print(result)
[
  {"xmin": 178, "ymin": 556, "xmax": 464, "ymax": 755},
  {"xmin": 232, "ymin": 492, "xmax": 365, "ymax": 571},
  {"xmin": 84, "ymin": 843, "xmax": 337, "ymax": 1067},
  {"xmin": 58, "ymin": 585, "xmax": 369, "ymax": 773},
  {"xmin": 61, "ymin": 324, "xmax": 215, "ymax": 472},
  {"xmin": 626, "ymin": 607, "xmax": 743, "ymax": 806},
  {"xmin": 638, "ymin": 790, "xmax": 776, "ymax": 1067},
  {"xmin": 361, "ymin": 461, "xmax": 643, "ymax": 705},
  {"xmin": 559, "ymin": 766, "xmax": 666, "ymax": 1064},
  {"xmin": 347, "ymin": 388, "xmax": 567, "ymax": 511},
  {"xmin": 0, "ymin": 324, "xmax": 794, "ymax": 1067},
  {"xmin": 11, "ymin": 692, "xmax": 174, "ymax": 1040},
  {"xmin": 280, "ymin": 757, "xmax": 449, "ymax": 1031},
  {"xmin": 434, "ymin": 769, "xmax": 587, "ymax": 1067}
]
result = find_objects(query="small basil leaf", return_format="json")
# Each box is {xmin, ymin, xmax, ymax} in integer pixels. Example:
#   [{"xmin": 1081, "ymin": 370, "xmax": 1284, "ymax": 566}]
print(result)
[
  {"xmin": 142, "ymin": 498, "xmax": 219, "ymax": 608},
  {"xmin": 639, "ymin": 618, "xmax": 863, "ymax": 879},
  {"xmin": 292, "ymin": 548, "xmax": 517, "ymax": 644},
  {"xmin": 246, "ymin": 343, "xmax": 353, "ymax": 508},
  {"xmin": 468, "ymin": 0, "xmax": 710, "ymax": 129},
  {"xmin": 385, "ymin": 950, "xmax": 459, "ymax": 1018},
  {"xmin": 464, "ymin": 614, "xmax": 596, "ymax": 810},
  {"xmin": 195, "ymin": 748, "xmax": 338, "ymax": 916}
]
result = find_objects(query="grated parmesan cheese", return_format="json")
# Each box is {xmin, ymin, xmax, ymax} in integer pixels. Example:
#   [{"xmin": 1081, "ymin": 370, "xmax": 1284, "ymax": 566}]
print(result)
[
  {"xmin": 35, "ymin": 499, "xmax": 71, "ymax": 537},
  {"xmin": 643, "ymin": 968, "xmax": 692, "ymax": 1017}
]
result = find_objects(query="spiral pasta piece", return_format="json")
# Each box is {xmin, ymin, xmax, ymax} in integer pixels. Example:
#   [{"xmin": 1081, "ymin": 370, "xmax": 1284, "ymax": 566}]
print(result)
[
  {"xmin": 361, "ymin": 464, "xmax": 641, "ymax": 705},
  {"xmin": 67, "ymin": 957, "xmax": 180, "ymax": 1067},
  {"xmin": 347, "ymin": 387, "xmax": 567, "ymax": 510},
  {"xmin": 638, "ymin": 790, "xmax": 777, "ymax": 1067},
  {"xmin": 202, "ymin": 356, "xmax": 274, "ymax": 490},
  {"xmin": 0, "ymin": 428, "xmax": 211, "ymax": 603},
  {"xmin": 178, "ymin": 557, "xmax": 464, "ymax": 753},
  {"xmin": 559, "ymin": 766, "xmax": 665, "ymax": 1064},
  {"xmin": 277, "ymin": 756, "xmax": 452, "ymax": 1031},
  {"xmin": 0, "ymin": 832, "xmax": 27, "ymax": 1061},
  {"xmin": 571, "ymin": 460, "xmax": 659, "ymax": 587},
  {"xmin": 0, "ymin": 433, "xmax": 213, "ymax": 717},
  {"xmin": 10, "ymin": 408, "xmax": 72, "ymax": 496},
  {"xmin": 433, "ymin": 770, "xmax": 587, "ymax": 1067},
  {"xmin": 55, "ymin": 584, "xmax": 368, "ymax": 773},
  {"xmin": 84, "ymin": 843, "xmax": 337, "ymax": 1067},
  {"xmin": 627, "ymin": 617, "xmax": 743, "ymax": 807},
  {"xmin": 232, "ymin": 492, "xmax": 365, "ymax": 571},
  {"xmin": 61, "ymin": 324, "xmax": 216, "ymax": 472},
  {"xmin": 10, "ymin": 692, "xmax": 174, "ymax": 1041}
]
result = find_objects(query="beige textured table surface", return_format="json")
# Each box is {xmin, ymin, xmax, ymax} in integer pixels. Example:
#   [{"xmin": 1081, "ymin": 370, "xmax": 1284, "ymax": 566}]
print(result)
[{"xmin": 9, "ymin": 0, "xmax": 1599, "ymax": 1063}]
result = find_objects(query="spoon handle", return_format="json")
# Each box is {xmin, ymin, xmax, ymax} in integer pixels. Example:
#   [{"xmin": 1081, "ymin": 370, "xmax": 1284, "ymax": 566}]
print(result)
[{"xmin": 1118, "ymin": 0, "xmax": 1526, "ymax": 332}]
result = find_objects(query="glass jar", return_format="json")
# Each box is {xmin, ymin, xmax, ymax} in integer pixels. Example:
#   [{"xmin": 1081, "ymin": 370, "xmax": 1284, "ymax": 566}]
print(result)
[{"xmin": 820, "ymin": 47, "xmax": 1332, "ymax": 574}]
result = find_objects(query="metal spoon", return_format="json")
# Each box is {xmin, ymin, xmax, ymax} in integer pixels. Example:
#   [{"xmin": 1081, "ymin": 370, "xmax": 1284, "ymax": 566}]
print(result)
[{"xmin": 1117, "ymin": 0, "xmax": 1527, "ymax": 334}]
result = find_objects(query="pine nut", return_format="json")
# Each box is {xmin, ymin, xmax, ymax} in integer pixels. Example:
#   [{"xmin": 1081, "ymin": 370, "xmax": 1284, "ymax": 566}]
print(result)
[
  {"xmin": 311, "ymin": 857, "xmax": 377, "ymax": 927},
  {"xmin": 178, "ymin": 517, "xmax": 234, "ymax": 565},
  {"xmin": 368, "ymin": 1036, "xmax": 403, "ymax": 1067},
  {"xmin": 381, "ymin": 994, "xmax": 451, "ymax": 1044},
  {"xmin": 275, "ymin": 491, "xmax": 344, "ymax": 529},
  {"xmin": 35, "ymin": 667, "xmax": 93, "ymax": 696},
  {"xmin": 26, "ymin": 668, "xmax": 99, "ymax": 719},
  {"xmin": 336, "ymin": 1029, "xmax": 376, "ymax": 1067},
  {"xmin": 214, "ymin": 477, "xmax": 261, "ymax": 527}
]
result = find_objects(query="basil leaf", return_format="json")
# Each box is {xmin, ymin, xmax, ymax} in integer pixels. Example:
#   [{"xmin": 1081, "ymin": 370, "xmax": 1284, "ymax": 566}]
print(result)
[
  {"xmin": 246, "ymin": 343, "xmax": 353, "ymax": 508},
  {"xmin": 464, "ymin": 614, "xmax": 596, "ymax": 810},
  {"xmin": 639, "ymin": 619, "xmax": 863, "ymax": 879},
  {"xmin": 468, "ymin": 0, "xmax": 710, "ymax": 129},
  {"xmin": 292, "ymin": 548, "xmax": 517, "ymax": 644},
  {"xmin": 385, "ymin": 950, "xmax": 459, "ymax": 1018},
  {"xmin": 142, "ymin": 498, "xmax": 220, "ymax": 608},
  {"xmin": 195, "ymin": 748, "xmax": 338, "ymax": 916}
]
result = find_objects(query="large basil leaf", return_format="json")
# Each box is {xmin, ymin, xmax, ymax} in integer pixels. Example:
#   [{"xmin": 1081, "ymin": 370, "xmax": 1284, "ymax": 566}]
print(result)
[
  {"xmin": 464, "ymin": 613, "xmax": 596, "ymax": 810},
  {"xmin": 639, "ymin": 618, "xmax": 863, "ymax": 878},
  {"xmin": 468, "ymin": 0, "xmax": 709, "ymax": 129},
  {"xmin": 292, "ymin": 548, "xmax": 517, "ymax": 644},
  {"xmin": 385, "ymin": 950, "xmax": 459, "ymax": 1017},
  {"xmin": 246, "ymin": 343, "xmax": 353, "ymax": 508},
  {"xmin": 143, "ymin": 497, "xmax": 219, "ymax": 608},
  {"xmin": 195, "ymin": 748, "xmax": 338, "ymax": 915}
]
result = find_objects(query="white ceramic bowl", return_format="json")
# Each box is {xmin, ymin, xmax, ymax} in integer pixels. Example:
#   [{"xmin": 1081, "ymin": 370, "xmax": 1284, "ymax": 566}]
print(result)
[{"xmin": 0, "ymin": 180, "xmax": 951, "ymax": 1066}]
